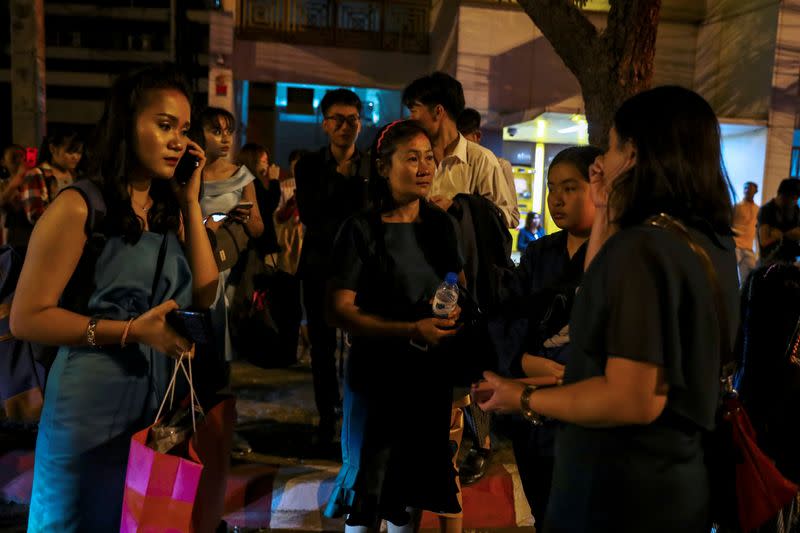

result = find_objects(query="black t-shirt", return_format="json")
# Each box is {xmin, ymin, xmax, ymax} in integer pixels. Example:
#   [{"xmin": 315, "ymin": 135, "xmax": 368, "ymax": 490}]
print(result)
[
  {"xmin": 757, "ymin": 199, "xmax": 800, "ymax": 262},
  {"xmin": 495, "ymin": 230, "xmax": 586, "ymax": 377},
  {"xmin": 294, "ymin": 147, "xmax": 369, "ymax": 278},
  {"xmin": 546, "ymin": 224, "xmax": 739, "ymax": 532},
  {"xmin": 329, "ymin": 212, "xmax": 463, "ymax": 324}
]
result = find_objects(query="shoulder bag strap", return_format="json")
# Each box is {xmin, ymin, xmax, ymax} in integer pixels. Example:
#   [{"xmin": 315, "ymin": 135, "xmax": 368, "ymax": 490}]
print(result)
[
  {"xmin": 646, "ymin": 214, "xmax": 736, "ymax": 385},
  {"xmin": 149, "ymin": 235, "xmax": 169, "ymax": 308}
]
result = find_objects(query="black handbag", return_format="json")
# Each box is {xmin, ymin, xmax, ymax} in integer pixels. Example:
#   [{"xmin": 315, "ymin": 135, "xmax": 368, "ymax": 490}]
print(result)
[
  {"xmin": 443, "ymin": 283, "xmax": 498, "ymax": 387},
  {"xmin": 211, "ymin": 222, "xmax": 248, "ymax": 271}
]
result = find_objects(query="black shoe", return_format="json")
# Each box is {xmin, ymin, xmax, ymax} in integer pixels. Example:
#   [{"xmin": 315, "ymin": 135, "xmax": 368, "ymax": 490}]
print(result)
[{"xmin": 459, "ymin": 447, "xmax": 491, "ymax": 486}]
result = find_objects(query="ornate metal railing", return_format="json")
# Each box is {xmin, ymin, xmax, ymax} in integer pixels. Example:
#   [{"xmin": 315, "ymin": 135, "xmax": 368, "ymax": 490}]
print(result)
[{"xmin": 237, "ymin": 0, "xmax": 430, "ymax": 54}]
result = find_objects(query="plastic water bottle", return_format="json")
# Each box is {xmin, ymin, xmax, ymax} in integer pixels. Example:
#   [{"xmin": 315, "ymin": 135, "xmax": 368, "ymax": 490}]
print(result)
[{"xmin": 432, "ymin": 272, "xmax": 459, "ymax": 318}]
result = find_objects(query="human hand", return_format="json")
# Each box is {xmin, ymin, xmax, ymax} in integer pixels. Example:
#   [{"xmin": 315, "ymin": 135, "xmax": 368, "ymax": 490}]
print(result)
[
  {"xmin": 471, "ymin": 371, "xmax": 527, "ymax": 413},
  {"xmin": 590, "ymin": 153, "xmax": 634, "ymax": 210},
  {"xmin": 9, "ymin": 165, "xmax": 26, "ymax": 188},
  {"xmin": 413, "ymin": 317, "xmax": 459, "ymax": 346},
  {"xmin": 267, "ymin": 164, "xmax": 280, "ymax": 181},
  {"xmin": 128, "ymin": 300, "xmax": 194, "ymax": 359},
  {"xmin": 521, "ymin": 354, "xmax": 565, "ymax": 381},
  {"xmin": 229, "ymin": 204, "xmax": 252, "ymax": 224},
  {"xmin": 204, "ymin": 215, "xmax": 224, "ymax": 233},
  {"xmin": 174, "ymin": 142, "xmax": 206, "ymax": 208},
  {"xmin": 472, "ymin": 373, "xmax": 559, "ymax": 412},
  {"xmin": 431, "ymin": 195, "xmax": 453, "ymax": 212}
]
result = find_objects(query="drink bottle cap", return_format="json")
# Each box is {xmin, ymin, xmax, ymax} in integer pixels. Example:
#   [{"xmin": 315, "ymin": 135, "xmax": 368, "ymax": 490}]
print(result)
[{"xmin": 445, "ymin": 272, "xmax": 458, "ymax": 285}]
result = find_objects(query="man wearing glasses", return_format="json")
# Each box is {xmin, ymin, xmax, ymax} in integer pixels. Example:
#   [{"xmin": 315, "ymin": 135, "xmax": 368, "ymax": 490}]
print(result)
[{"xmin": 295, "ymin": 89, "xmax": 368, "ymax": 450}]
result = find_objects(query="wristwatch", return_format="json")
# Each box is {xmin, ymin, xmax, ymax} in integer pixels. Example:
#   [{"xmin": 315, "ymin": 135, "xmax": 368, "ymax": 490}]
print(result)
[{"xmin": 520, "ymin": 385, "xmax": 543, "ymax": 426}]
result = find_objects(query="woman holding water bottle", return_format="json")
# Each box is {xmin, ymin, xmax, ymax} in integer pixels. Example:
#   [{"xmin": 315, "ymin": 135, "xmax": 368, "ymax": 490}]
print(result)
[{"xmin": 324, "ymin": 120, "xmax": 464, "ymax": 533}]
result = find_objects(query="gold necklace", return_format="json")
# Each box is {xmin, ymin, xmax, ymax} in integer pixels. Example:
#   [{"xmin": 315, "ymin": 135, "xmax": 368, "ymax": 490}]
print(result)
[{"xmin": 131, "ymin": 196, "xmax": 152, "ymax": 213}]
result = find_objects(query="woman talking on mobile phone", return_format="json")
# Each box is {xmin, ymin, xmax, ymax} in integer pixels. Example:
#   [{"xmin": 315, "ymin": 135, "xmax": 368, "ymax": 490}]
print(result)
[{"xmin": 10, "ymin": 63, "xmax": 219, "ymax": 532}]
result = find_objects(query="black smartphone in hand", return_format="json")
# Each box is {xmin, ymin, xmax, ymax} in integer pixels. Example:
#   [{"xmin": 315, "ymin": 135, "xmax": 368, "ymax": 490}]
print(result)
[
  {"xmin": 174, "ymin": 150, "xmax": 200, "ymax": 185},
  {"xmin": 166, "ymin": 309, "xmax": 213, "ymax": 346}
]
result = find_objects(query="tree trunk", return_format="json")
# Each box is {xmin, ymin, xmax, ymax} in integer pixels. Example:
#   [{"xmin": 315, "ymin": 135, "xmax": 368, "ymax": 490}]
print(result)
[{"xmin": 516, "ymin": 0, "xmax": 662, "ymax": 148}]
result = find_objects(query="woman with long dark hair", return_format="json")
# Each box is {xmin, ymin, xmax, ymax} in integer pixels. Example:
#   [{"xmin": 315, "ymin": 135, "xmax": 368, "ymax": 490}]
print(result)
[
  {"xmin": 475, "ymin": 86, "xmax": 739, "ymax": 532},
  {"xmin": 324, "ymin": 120, "xmax": 463, "ymax": 532},
  {"xmin": 10, "ymin": 63, "xmax": 218, "ymax": 531}
]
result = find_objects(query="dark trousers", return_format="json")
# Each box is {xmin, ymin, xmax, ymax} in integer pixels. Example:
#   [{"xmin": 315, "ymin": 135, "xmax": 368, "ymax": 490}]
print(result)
[
  {"xmin": 303, "ymin": 275, "xmax": 340, "ymax": 425},
  {"xmin": 511, "ymin": 420, "xmax": 555, "ymax": 525}
]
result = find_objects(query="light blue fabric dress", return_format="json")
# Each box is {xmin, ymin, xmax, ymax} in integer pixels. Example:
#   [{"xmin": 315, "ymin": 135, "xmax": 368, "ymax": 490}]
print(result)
[
  {"xmin": 200, "ymin": 166, "xmax": 255, "ymax": 361},
  {"xmin": 27, "ymin": 231, "xmax": 193, "ymax": 532}
]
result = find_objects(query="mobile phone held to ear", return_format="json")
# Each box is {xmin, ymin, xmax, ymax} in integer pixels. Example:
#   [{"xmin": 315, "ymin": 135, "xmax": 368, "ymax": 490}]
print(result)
[
  {"xmin": 166, "ymin": 309, "xmax": 213, "ymax": 346},
  {"xmin": 174, "ymin": 151, "xmax": 200, "ymax": 185}
]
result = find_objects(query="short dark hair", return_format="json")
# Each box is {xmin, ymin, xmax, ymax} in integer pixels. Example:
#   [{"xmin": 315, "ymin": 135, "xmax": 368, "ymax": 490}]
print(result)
[
  {"xmin": 402, "ymin": 72, "xmax": 465, "ymax": 121},
  {"xmin": 744, "ymin": 181, "xmax": 758, "ymax": 189},
  {"xmin": 369, "ymin": 120, "xmax": 431, "ymax": 213},
  {"xmin": 457, "ymin": 108, "xmax": 482, "ymax": 135},
  {"xmin": 777, "ymin": 178, "xmax": 800, "ymax": 197},
  {"xmin": 549, "ymin": 145, "xmax": 603, "ymax": 182},
  {"xmin": 320, "ymin": 89, "xmax": 362, "ymax": 116},
  {"xmin": 608, "ymin": 86, "xmax": 734, "ymax": 234}
]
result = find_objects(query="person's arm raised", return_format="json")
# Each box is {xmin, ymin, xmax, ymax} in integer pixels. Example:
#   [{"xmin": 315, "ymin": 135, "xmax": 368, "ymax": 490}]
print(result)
[{"xmin": 176, "ymin": 142, "xmax": 219, "ymax": 309}]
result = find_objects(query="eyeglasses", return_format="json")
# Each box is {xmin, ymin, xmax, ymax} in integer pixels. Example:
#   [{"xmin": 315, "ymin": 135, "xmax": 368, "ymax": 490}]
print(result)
[{"xmin": 324, "ymin": 114, "xmax": 360, "ymax": 129}]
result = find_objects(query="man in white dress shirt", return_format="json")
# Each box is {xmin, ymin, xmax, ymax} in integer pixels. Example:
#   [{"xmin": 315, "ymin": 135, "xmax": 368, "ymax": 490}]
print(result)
[
  {"xmin": 457, "ymin": 107, "xmax": 518, "ymax": 220},
  {"xmin": 402, "ymin": 72, "xmax": 520, "ymax": 229},
  {"xmin": 402, "ymin": 73, "xmax": 517, "ymax": 493}
]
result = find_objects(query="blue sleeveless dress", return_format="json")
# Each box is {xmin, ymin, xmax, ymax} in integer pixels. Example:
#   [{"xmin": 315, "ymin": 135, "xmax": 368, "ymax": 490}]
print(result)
[{"xmin": 27, "ymin": 231, "xmax": 193, "ymax": 532}]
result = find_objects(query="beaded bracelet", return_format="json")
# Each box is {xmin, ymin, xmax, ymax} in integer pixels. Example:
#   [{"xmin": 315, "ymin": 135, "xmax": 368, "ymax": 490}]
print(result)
[{"xmin": 86, "ymin": 318, "xmax": 98, "ymax": 347}]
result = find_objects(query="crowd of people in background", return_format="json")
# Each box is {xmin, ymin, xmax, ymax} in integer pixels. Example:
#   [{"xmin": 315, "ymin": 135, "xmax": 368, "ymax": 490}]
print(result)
[{"xmin": 1, "ymin": 61, "xmax": 800, "ymax": 533}]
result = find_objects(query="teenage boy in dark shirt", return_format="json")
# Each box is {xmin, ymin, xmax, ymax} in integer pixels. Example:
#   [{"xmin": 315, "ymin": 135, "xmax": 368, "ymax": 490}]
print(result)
[{"xmin": 295, "ymin": 89, "xmax": 369, "ymax": 445}]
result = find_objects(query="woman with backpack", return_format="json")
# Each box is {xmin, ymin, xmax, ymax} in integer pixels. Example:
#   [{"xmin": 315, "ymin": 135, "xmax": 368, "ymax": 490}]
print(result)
[
  {"xmin": 10, "ymin": 63, "xmax": 219, "ymax": 532},
  {"xmin": 475, "ymin": 86, "xmax": 740, "ymax": 532}
]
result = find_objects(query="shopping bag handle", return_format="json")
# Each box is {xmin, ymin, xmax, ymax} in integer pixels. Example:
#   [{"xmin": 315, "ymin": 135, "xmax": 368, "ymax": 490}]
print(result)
[{"xmin": 154, "ymin": 350, "xmax": 203, "ymax": 436}]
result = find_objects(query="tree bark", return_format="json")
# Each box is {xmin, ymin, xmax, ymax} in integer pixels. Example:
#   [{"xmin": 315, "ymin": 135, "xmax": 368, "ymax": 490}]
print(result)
[{"xmin": 516, "ymin": 0, "xmax": 662, "ymax": 147}]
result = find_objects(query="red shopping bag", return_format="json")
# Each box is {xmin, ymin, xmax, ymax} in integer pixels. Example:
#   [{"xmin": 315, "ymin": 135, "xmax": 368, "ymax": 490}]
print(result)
[
  {"xmin": 190, "ymin": 393, "xmax": 236, "ymax": 532},
  {"xmin": 120, "ymin": 356, "xmax": 236, "ymax": 533},
  {"xmin": 120, "ymin": 422, "xmax": 202, "ymax": 532}
]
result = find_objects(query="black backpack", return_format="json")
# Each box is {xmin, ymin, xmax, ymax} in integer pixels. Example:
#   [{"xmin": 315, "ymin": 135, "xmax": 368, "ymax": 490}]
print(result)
[{"xmin": 0, "ymin": 179, "xmax": 106, "ymax": 420}]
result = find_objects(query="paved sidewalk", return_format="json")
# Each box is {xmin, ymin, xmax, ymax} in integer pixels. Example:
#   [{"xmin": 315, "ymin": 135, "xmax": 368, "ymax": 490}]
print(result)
[{"xmin": 0, "ymin": 361, "xmax": 536, "ymax": 532}]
